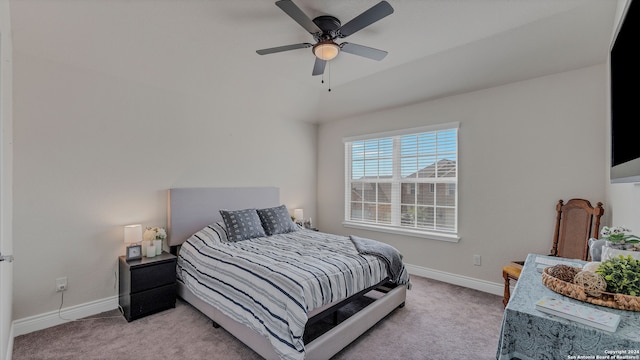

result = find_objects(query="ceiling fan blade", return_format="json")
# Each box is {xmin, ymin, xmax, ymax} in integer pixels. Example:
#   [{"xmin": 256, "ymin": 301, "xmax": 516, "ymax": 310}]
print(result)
[
  {"xmin": 256, "ymin": 43, "xmax": 312, "ymax": 55},
  {"xmin": 275, "ymin": 0, "xmax": 322, "ymax": 34},
  {"xmin": 338, "ymin": 1, "xmax": 394, "ymax": 38},
  {"xmin": 340, "ymin": 42, "xmax": 388, "ymax": 61},
  {"xmin": 312, "ymin": 57, "xmax": 326, "ymax": 76}
]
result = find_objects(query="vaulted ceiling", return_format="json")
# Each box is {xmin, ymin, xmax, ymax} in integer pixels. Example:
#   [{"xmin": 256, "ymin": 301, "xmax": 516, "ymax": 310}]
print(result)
[{"xmin": 10, "ymin": 0, "xmax": 619, "ymax": 123}]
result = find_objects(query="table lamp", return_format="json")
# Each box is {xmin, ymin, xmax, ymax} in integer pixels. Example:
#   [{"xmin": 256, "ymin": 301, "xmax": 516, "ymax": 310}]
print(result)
[{"xmin": 124, "ymin": 224, "xmax": 143, "ymax": 260}]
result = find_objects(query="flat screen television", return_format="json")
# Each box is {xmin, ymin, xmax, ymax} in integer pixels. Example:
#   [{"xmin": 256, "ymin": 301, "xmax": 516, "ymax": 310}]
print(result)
[{"xmin": 610, "ymin": 0, "xmax": 640, "ymax": 183}]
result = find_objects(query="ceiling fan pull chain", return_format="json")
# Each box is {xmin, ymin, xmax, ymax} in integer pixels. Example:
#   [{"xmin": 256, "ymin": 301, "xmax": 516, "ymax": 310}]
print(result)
[{"xmin": 327, "ymin": 61, "xmax": 331, "ymax": 92}]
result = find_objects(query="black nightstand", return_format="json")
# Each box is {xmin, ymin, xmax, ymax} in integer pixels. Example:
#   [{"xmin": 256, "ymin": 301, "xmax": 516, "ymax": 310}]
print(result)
[{"xmin": 118, "ymin": 252, "xmax": 177, "ymax": 322}]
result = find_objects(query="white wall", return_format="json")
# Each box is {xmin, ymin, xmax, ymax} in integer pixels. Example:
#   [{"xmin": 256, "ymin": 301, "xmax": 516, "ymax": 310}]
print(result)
[
  {"xmin": 607, "ymin": 185, "xmax": 640, "ymax": 232},
  {"xmin": 12, "ymin": 24, "xmax": 318, "ymax": 321},
  {"xmin": 318, "ymin": 65, "xmax": 608, "ymax": 284},
  {"xmin": 9, "ymin": 0, "xmax": 628, "ymax": 326}
]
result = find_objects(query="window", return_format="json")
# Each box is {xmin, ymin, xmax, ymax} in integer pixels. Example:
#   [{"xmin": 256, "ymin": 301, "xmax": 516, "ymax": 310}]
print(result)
[{"xmin": 344, "ymin": 123, "xmax": 458, "ymax": 241}]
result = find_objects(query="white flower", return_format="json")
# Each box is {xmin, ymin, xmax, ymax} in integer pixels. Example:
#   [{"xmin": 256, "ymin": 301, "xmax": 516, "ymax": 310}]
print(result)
[
  {"xmin": 143, "ymin": 227, "xmax": 167, "ymax": 241},
  {"xmin": 143, "ymin": 228, "xmax": 156, "ymax": 241},
  {"xmin": 600, "ymin": 226, "xmax": 640, "ymax": 243},
  {"xmin": 156, "ymin": 228, "xmax": 167, "ymax": 239}
]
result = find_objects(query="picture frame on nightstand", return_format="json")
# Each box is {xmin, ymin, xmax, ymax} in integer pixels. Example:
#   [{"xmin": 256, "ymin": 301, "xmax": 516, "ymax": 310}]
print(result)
[{"xmin": 125, "ymin": 245, "xmax": 142, "ymax": 261}]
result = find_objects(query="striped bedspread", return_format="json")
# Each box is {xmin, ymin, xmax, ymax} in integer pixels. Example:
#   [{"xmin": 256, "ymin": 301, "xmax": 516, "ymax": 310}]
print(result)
[{"xmin": 177, "ymin": 227, "xmax": 409, "ymax": 360}]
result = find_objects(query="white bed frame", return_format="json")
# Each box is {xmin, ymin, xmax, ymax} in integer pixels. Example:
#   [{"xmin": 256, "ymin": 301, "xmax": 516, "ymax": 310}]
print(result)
[{"xmin": 167, "ymin": 187, "xmax": 407, "ymax": 359}]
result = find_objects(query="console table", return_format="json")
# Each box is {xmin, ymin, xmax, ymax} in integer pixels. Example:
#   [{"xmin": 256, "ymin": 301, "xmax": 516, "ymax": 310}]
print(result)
[{"xmin": 496, "ymin": 253, "xmax": 640, "ymax": 360}]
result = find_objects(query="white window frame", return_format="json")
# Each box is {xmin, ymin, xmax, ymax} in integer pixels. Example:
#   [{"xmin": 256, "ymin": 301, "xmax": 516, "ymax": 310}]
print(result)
[{"xmin": 343, "ymin": 122, "xmax": 460, "ymax": 242}]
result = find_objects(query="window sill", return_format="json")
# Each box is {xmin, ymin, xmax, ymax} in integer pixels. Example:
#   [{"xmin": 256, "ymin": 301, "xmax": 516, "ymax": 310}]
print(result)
[{"xmin": 342, "ymin": 221, "xmax": 460, "ymax": 243}]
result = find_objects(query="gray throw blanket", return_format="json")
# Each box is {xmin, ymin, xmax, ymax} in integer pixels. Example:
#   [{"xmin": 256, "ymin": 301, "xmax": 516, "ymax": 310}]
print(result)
[{"xmin": 350, "ymin": 235, "xmax": 408, "ymax": 285}]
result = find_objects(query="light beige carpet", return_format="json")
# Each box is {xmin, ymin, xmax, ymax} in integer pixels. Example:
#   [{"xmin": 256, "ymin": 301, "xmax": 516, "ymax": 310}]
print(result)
[{"xmin": 13, "ymin": 275, "xmax": 504, "ymax": 359}]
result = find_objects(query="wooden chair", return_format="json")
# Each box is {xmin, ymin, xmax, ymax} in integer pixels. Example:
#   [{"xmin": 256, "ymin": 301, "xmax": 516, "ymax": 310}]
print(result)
[{"xmin": 501, "ymin": 199, "xmax": 604, "ymax": 307}]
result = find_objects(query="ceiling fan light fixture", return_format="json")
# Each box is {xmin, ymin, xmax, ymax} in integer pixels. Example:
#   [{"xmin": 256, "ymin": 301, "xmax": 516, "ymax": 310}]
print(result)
[{"xmin": 313, "ymin": 42, "xmax": 340, "ymax": 61}]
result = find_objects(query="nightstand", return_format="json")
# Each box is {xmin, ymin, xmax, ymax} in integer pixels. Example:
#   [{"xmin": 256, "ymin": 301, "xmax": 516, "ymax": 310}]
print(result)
[{"xmin": 118, "ymin": 252, "xmax": 177, "ymax": 322}]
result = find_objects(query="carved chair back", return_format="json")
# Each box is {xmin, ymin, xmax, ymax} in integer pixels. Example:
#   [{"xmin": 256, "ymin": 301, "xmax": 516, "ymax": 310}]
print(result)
[{"xmin": 550, "ymin": 199, "xmax": 604, "ymax": 261}]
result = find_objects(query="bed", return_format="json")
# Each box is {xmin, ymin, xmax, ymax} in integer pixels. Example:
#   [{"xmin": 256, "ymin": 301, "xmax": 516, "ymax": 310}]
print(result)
[{"xmin": 167, "ymin": 187, "xmax": 409, "ymax": 360}]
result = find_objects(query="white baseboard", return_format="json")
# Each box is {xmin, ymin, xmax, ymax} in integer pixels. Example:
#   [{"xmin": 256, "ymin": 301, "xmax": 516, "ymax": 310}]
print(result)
[
  {"xmin": 11, "ymin": 266, "xmax": 501, "ymax": 338},
  {"xmin": 13, "ymin": 295, "xmax": 119, "ymax": 337},
  {"xmin": 405, "ymin": 263, "xmax": 503, "ymax": 296}
]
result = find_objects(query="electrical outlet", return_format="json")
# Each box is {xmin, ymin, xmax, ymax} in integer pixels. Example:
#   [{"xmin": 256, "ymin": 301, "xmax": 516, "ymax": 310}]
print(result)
[
  {"xmin": 56, "ymin": 277, "xmax": 67, "ymax": 292},
  {"xmin": 473, "ymin": 255, "xmax": 481, "ymax": 266}
]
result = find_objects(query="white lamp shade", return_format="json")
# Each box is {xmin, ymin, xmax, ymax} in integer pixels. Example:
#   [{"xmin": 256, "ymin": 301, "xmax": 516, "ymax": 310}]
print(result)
[
  {"xmin": 124, "ymin": 224, "xmax": 142, "ymax": 244},
  {"xmin": 293, "ymin": 209, "xmax": 304, "ymax": 221}
]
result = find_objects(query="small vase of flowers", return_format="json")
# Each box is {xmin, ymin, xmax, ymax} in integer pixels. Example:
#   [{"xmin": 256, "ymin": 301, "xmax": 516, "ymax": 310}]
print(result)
[
  {"xmin": 600, "ymin": 226, "xmax": 640, "ymax": 261},
  {"xmin": 144, "ymin": 227, "xmax": 167, "ymax": 256},
  {"xmin": 601, "ymin": 226, "xmax": 640, "ymax": 250}
]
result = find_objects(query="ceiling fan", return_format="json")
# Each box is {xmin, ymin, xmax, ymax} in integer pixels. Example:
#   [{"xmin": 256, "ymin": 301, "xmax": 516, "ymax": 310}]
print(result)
[{"xmin": 256, "ymin": 0, "xmax": 394, "ymax": 76}]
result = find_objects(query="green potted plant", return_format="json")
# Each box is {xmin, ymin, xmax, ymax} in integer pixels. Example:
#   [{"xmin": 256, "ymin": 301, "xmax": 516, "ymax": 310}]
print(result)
[
  {"xmin": 596, "ymin": 255, "xmax": 640, "ymax": 296},
  {"xmin": 599, "ymin": 226, "xmax": 640, "ymax": 262},
  {"xmin": 600, "ymin": 226, "xmax": 640, "ymax": 250}
]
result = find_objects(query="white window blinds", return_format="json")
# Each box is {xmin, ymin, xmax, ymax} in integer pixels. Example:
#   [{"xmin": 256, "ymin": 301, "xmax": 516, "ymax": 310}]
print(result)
[{"xmin": 344, "ymin": 123, "xmax": 458, "ymax": 237}]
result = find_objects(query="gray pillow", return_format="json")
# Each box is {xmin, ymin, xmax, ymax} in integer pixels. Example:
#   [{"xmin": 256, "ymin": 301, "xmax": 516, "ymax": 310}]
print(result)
[
  {"xmin": 219, "ymin": 208, "xmax": 266, "ymax": 242},
  {"xmin": 257, "ymin": 205, "xmax": 298, "ymax": 236}
]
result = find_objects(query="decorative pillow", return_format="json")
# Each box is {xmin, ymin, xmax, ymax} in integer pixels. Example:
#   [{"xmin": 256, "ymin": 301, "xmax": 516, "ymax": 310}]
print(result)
[
  {"xmin": 219, "ymin": 208, "xmax": 266, "ymax": 242},
  {"xmin": 257, "ymin": 205, "xmax": 298, "ymax": 236}
]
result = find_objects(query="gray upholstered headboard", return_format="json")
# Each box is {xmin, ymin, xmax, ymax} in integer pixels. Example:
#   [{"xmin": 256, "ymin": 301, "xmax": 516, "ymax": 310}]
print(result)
[{"xmin": 167, "ymin": 187, "xmax": 280, "ymax": 247}]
